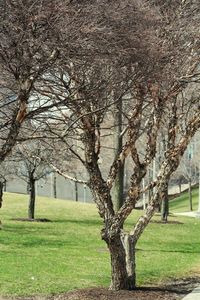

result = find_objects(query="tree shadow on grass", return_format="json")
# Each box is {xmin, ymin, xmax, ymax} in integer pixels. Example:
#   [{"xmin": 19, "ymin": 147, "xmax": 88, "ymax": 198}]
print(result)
[
  {"xmin": 54, "ymin": 218, "xmax": 102, "ymax": 226},
  {"xmin": 137, "ymin": 246, "xmax": 200, "ymax": 254},
  {"xmin": 3, "ymin": 223, "xmax": 54, "ymax": 234},
  {"xmin": 11, "ymin": 218, "xmax": 52, "ymax": 222},
  {"xmin": 4, "ymin": 217, "xmax": 102, "ymax": 233},
  {"xmin": 0, "ymin": 221, "xmax": 100, "ymax": 248},
  {"xmin": 0, "ymin": 233, "xmax": 84, "ymax": 248}
]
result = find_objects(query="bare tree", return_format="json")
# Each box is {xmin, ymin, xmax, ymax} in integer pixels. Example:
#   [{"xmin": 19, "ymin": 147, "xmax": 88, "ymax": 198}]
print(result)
[
  {"xmin": 0, "ymin": 160, "xmax": 11, "ymax": 209},
  {"xmin": 2, "ymin": 0, "xmax": 198, "ymax": 291},
  {"xmin": 45, "ymin": 70, "xmax": 199, "ymax": 290},
  {"xmin": 0, "ymin": 0, "xmax": 63, "ymax": 164},
  {"xmin": 11, "ymin": 141, "xmax": 51, "ymax": 219},
  {"xmin": 34, "ymin": 0, "xmax": 200, "ymax": 291}
]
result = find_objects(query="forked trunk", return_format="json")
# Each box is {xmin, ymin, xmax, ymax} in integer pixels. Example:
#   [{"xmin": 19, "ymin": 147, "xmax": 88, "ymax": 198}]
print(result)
[
  {"xmin": 106, "ymin": 233, "xmax": 136, "ymax": 290},
  {"xmin": 28, "ymin": 177, "xmax": 36, "ymax": 219}
]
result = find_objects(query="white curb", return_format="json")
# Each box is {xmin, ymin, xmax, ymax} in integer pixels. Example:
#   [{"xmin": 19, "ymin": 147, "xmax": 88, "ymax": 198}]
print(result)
[{"xmin": 182, "ymin": 286, "xmax": 200, "ymax": 299}]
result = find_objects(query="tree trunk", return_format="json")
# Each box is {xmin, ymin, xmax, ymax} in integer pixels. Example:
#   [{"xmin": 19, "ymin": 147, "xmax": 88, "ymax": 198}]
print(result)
[
  {"xmin": 0, "ymin": 181, "xmax": 3, "ymax": 209},
  {"xmin": 27, "ymin": 181, "xmax": 30, "ymax": 194},
  {"xmin": 28, "ymin": 177, "xmax": 36, "ymax": 219},
  {"xmin": 188, "ymin": 178, "xmax": 192, "ymax": 211},
  {"xmin": 113, "ymin": 163, "xmax": 124, "ymax": 211},
  {"xmin": 53, "ymin": 173, "xmax": 57, "ymax": 198},
  {"xmin": 75, "ymin": 180, "xmax": 78, "ymax": 202},
  {"xmin": 113, "ymin": 97, "xmax": 124, "ymax": 211},
  {"xmin": 4, "ymin": 180, "xmax": 6, "ymax": 192},
  {"xmin": 178, "ymin": 180, "xmax": 182, "ymax": 194},
  {"xmin": 161, "ymin": 181, "xmax": 169, "ymax": 222},
  {"xmin": 106, "ymin": 233, "xmax": 136, "ymax": 290},
  {"xmin": 0, "ymin": 181, "xmax": 3, "ymax": 229},
  {"xmin": 148, "ymin": 168, "xmax": 153, "ymax": 204}
]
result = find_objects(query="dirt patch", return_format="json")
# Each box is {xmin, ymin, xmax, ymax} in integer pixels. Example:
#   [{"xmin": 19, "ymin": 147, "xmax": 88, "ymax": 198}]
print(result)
[
  {"xmin": 50, "ymin": 288, "xmax": 181, "ymax": 300},
  {"xmin": 10, "ymin": 277, "xmax": 199, "ymax": 300},
  {"xmin": 11, "ymin": 218, "xmax": 52, "ymax": 223}
]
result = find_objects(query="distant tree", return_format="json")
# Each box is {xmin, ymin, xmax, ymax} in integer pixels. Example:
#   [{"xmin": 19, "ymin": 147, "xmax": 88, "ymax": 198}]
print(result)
[
  {"xmin": 0, "ymin": 160, "xmax": 14, "ymax": 226},
  {"xmin": 12, "ymin": 142, "xmax": 51, "ymax": 219},
  {"xmin": 0, "ymin": 162, "xmax": 10, "ymax": 209}
]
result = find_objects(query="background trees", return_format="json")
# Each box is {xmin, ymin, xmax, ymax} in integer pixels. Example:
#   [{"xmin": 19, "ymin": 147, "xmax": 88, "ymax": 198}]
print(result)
[
  {"xmin": 172, "ymin": 132, "xmax": 200, "ymax": 211},
  {"xmin": 0, "ymin": 0, "xmax": 199, "ymax": 293}
]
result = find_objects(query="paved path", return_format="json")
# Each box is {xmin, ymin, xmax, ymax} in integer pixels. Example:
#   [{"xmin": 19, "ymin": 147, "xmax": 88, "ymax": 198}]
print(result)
[
  {"xmin": 175, "ymin": 211, "xmax": 200, "ymax": 299},
  {"xmin": 174, "ymin": 211, "xmax": 200, "ymax": 218},
  {"xmin": 182, "ymin": 286, "xmax": 200, "ymax": 299}
]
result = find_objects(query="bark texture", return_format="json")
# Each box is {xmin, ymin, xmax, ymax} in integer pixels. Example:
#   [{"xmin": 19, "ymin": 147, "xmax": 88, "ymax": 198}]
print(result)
[
  {"xmin": 104, "ymin": 233, "xmax": 136, "ymax": 290},
  {"xmin": 113, "ymin": 98, "xmax": 124, "ymax": 211}
]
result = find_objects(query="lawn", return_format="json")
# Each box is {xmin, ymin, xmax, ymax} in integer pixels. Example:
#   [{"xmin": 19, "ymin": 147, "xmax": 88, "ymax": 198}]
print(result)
[
  {"xmin": 169, "ymin": 186, "xmax": 199, "ymax": 212},
  {"xmin": 0, "ymin": 190, "xmax": 200, "ymax": 296}
]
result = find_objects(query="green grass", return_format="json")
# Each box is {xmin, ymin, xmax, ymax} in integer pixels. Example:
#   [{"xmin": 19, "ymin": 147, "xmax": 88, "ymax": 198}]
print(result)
[
  {"xmin": 169, "ymin": 186, "xmax": 199, "ymax": 212},
  {"xmin": 0, "ymin": 190, "xmax": 200, "ymax": 296}
]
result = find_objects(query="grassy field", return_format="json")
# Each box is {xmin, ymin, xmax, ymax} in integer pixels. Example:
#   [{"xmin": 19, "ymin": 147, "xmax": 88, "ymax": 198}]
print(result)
[
  {"xmin": 0, "ymin": 189, "xmax": 200, "ymax": 296},
  {"xmin": 170, "ymin": 186, "xmax": 199, "ymax": 212}
]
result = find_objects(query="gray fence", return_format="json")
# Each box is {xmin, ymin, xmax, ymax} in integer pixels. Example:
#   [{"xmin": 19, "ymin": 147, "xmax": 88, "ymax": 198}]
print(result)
[{"xmin": 6, "ymin": 173, "xmax": 93, "ymax": 203}]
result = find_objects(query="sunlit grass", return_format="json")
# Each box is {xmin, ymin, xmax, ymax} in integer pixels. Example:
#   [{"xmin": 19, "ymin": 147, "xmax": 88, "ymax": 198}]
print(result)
[
  {"xmin": 169, "ymin": 187, "xmax": 199, "ymax": 212},
  {"xmin": 0, "ymin": 191, "xmax": 200, "ymax": 296}
]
